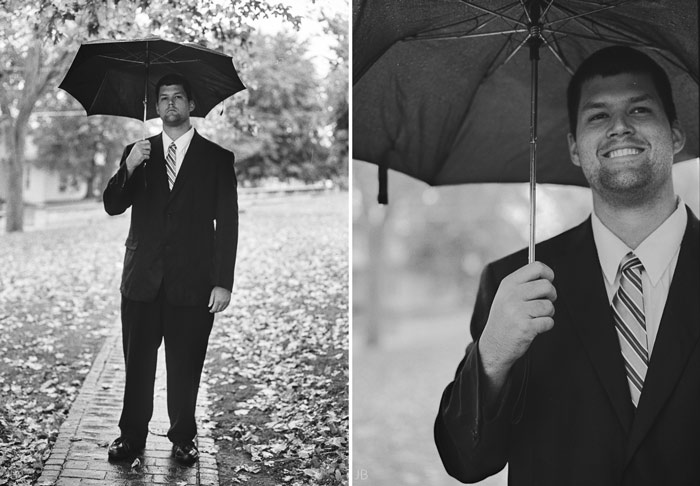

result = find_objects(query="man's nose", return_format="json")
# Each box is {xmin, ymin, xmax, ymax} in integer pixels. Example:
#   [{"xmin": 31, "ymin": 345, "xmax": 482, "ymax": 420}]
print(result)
[{"xmin": 607, "ymin": 113, "xmax": 634, "ymax": 137}]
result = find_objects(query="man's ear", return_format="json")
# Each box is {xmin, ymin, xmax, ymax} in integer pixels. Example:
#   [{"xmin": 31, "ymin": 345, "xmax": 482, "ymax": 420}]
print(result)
[
  {"xmin": 567, "ymin": 133, "xmax": 581, "ymax": 167},
  {"xmin": 671, "ymin": 120, "xmax": 686, "ymax": 156},
  {"xmin": 189, "ymin": 99, "xmax": 195, "ymax": 114}
]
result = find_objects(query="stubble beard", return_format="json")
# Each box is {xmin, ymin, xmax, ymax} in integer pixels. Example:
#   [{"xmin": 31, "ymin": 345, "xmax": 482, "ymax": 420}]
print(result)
[
  {"xmin": 162, "ymin": 111, "xmax": 189, "ymax": 128},
  {"xmin": 589, "ymin": 155, "xmax": 666, "ymax": 206}
]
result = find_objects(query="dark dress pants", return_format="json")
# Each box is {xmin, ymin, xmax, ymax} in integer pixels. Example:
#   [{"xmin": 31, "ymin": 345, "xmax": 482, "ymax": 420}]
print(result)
[{"xmin": 118, "ymin": 286, "xmax": 214, "ymax": 445}]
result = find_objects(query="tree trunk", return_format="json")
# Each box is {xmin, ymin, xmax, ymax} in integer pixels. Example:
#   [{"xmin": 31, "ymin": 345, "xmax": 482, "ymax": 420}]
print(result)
[
  {"xmin": 4, "ymin": 123, "xmax": 26, "ymax": 233},
  {"xmin": 84, "ymin": 174, "xmax": 95, "ymax": 199},
  {"xmin": 3, "ymin": 39, "xmax": 68, "ymax": 232},
  {"xmin": 84, "ymin": 157, "xmax": 97, "ymax": 199}
]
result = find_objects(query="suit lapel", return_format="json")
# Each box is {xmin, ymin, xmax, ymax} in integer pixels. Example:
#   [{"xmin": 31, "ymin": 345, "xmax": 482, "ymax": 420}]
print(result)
[
  {"xmin": 168, "ymin": 130, "xmax": 201, "ymax": 202},
  {"xmin": 624, "ymin": 208, "xmax": 700, "ymax": 464},
  {"xmin": 557, "ymin": 219, "xmax": 635, "ymax": 434}
]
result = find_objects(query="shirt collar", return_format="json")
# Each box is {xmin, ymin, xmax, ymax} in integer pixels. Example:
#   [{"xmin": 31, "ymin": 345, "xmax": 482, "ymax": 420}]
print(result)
[
  {"xmin": 592, "ymin": 198, "xmax": 687, "ymax": 287},
  {"xmin": 162, "ymin": 126, "xmax": 195, "ymax": 152}
]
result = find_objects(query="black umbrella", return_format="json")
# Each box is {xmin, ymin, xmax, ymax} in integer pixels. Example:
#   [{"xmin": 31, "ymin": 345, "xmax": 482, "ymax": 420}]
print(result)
[
  {"xmin": 353, "ymin": 0, "xmax": 699, "ymax": 261},
  {"xmin": 59, "ymin": 37, "xmax": 246, "ymax": 127}
]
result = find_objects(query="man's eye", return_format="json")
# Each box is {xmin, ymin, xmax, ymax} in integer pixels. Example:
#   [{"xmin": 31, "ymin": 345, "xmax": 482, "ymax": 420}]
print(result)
[
  {"xmin": 631, "ymin": 106, "xmax": 651, "ymax": 114},
  {"xmin": 588, "ymin": 113, "xmax": 608, "ymax": 122}
]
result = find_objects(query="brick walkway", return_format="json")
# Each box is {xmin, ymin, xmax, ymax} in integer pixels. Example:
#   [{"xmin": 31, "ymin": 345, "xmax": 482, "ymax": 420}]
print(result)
[{"xmin": 36, "ymin": 328, "xmax": 219, "ymax": 486}]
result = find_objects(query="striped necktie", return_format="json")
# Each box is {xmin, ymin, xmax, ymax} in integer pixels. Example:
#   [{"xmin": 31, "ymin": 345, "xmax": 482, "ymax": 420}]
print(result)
[
  {"xmin": 611, "ymin": 252, "xmax": 647, "ymax": 407},
  {"xmin": 166, "ymin": 141, "xmax": 177, "ymax": 190}
]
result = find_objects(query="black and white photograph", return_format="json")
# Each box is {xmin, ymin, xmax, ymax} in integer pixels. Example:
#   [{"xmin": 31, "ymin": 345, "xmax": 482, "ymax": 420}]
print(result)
[
  {"xmin": 353, "ymin": 1, "xmax": 699, "ymax": 485},
  {"xmin": 2, "ymin": 0, "xmax": 700, "ymax": 485},
  {"xmin": 0, "ymin": 0, "xmax": 348, "ymax": 485}
]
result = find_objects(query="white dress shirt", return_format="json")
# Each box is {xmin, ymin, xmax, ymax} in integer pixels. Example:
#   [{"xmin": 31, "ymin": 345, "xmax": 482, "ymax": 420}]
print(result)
[
  {"xmin": 162, "ymin": 127, "xmax": 195, "ymax": 179},
  {"xmin": 591, "ymin": 198, "xmax": 687, "ymax": 355}
]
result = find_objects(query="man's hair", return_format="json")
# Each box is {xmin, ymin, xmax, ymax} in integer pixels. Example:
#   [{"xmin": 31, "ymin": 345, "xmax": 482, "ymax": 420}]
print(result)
[
  {"xmin": 155, "ymin": 73, "xmax": 193, "ymax": 101},
  {"xmin": 567, "ymin": 46, "xmax": 677, "ymax": 136}
]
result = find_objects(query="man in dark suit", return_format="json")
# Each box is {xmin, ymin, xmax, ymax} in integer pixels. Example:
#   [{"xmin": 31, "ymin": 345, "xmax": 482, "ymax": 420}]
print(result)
[
  {"xmin": 435, "ymin": 47, "xmax": 699, "ymax": 485},
  {"xmin": 103, "ymin": 73, "xmax": 238, "ymax": 465}
]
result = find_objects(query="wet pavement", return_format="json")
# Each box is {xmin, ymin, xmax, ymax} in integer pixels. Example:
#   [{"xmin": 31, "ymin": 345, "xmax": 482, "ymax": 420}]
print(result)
[{"xmin": 36, "ymin": 328, "xmax": 219, "ymax": 485}]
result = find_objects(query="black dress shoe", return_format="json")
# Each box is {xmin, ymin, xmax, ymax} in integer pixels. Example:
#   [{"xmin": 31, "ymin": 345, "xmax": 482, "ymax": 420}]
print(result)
[
  {"xmin": 172, "ymin": 441, "xmax": 199, "ymax": 465},
  {"xmin": 108, "ymin": 437, "xmax": 144, "ymax": 461}
]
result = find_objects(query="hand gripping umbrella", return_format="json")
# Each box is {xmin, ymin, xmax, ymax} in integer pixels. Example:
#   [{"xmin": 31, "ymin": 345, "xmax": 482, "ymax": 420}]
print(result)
[
  {"xmin": 353, "ymin": 0, "xmax": 699, "ymax": 262},
  {"xmin": 59, "ymin": 37, "xmax": 246, "ymax": 138}
]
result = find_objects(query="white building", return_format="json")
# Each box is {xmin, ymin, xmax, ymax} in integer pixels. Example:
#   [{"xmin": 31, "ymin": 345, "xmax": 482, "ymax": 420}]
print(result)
[{"xmin": 0, "ymin": 135, "xmax": 86, "ymax": 206}]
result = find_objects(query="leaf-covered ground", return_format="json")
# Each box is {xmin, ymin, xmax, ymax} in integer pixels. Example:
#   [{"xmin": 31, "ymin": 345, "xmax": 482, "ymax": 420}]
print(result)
[
  {"xmin": 0, "ymin": 211, "xmax": 128, "ymax": 485},
  {"xmin": 0, "ymin": 192, "xmax": 348, "ymax": 485},
  {"xmin": 206, "ymin": 193, "xmax": 349, "ymax": 485}
]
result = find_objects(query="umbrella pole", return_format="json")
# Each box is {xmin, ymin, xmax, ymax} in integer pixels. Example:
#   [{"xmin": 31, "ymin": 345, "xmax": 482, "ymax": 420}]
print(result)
[
  {"xmin": 527, "ymin": 17, "xmax": 542, "ymax": 264},
  {"xmin": 142, "ymin": 93, "xmax": 148, "ymax": 139},
  {"xmin": 141, "ymin": 45, "xmax": 150, "ymax": 190},
  {"xmin": 143, "ymin": 49, "xmax": 149, "ymax": 141}
]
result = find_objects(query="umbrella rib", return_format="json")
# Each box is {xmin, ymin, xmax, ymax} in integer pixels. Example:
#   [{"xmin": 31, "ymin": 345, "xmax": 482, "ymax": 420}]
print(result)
[
  {"xmin": 88, "ymin": 75, "xmax": 111, "ymax": 115},
  {"xmin": 547, "ymin": 0, "xmax": 635, "ymax": 27},
  {"xmin": 96, "ymin": 55, "xmax": 146, "ymax": 65},
  {"xmin": 481, "ymin": 32, "xmax": 521, "ymax": 78},
  {"xmin": 539, "ymin": 2, "xmax": 576, "ymax": 75},
  {"xmin": 541, "ymin": 35, "xmax": 575, "ymax": 75},
  {"xmin": 484, "ymin": 4, "xmax": 530, "ymax": 78},
  {"xmin": 553, "ymin": 3, "xmax": 647, "ymax": 45},
  {"xmin": 544, "ymin": 24, "xmax": 695, "ymax": 78},
  {"xmin": 549, "ymin": 4, "xmax": 602, "ymax": 36},
  {"xmin": 540, "ymin": 0, "xmax": 556, "ymax": 20},
  {"xmin": 410, "ymin": 29, "xmax": 527, "ymax": 41},
  {"xmin": 576, "ymin": 15, "xmax": 654, "ymax": 47},
  {"xmin": 458, "ymin": 0, "xmax": 528, "ymax": 27},
  {"xmin": 545, "ymin": 3, "xmax": 583, "ymax": 31},
  {"xmin": 474, "ymin": 5, "xmax": 518, "ymax": 32},
  {"xmin": 503, "ymin": 36, "xmax": 529, "ymax": 64},
  {"xmin": 150, "ymin": 45, "xmax": 195, "ymax": 63},
  {"xmin": 482, "ymin": 7, "xmax": 531, "ymax": 78},
  {"xmin": 544, "ymin": 27, "xmax": 664, "ymax": 48},
  {"xmin": 545, "ymin": 4, "xmax": 649, "ymax": 46},
  {"xmin": 414, "ymin": 1, "xmax": 522, "ymax": 40},
  {"xmin": 518, "ymin": 0, "xmax": 532, "ymax": 23},
  {"xmin": 546, "ymin": 28, "xmax": 576, "ymax": 75},
  {"xmin": 407, "ymin": 11, "xmax": 495, "ymax": 40},
  {"xmin": 113, "ymin": 43, "xmax": 147, "ymax": 62},
  {"xmin": 416, "ymin": 17, "xmax": 488, "ymax": 37},
  {"xmin": 568, "ymin": 0, "xmax": 624, "ymax": 6},
  {"xmin": 150, "ymin": 59, "xmax": 204, "ymax": 64}
]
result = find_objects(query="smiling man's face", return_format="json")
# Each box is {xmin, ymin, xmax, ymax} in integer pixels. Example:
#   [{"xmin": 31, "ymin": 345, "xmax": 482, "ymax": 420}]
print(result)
[{"xmin": 567, "ymin": 72, "xmax": 685, "ymax": 204}]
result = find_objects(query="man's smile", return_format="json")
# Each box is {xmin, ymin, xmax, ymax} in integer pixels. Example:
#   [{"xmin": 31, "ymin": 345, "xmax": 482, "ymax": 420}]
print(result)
[{"xmin": 600, "ymin": 144, "xmax": 646, "ymax": 159}]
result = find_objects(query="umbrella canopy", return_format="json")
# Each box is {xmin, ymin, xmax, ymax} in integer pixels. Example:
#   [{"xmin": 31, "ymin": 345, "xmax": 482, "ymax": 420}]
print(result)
[
  {"xmin": 353, "ymin": 0, "xmax": 699, "ymax": 189},
  {"xmin": 59, "ymin": 37, "xmax": 245, "ymax": 121}
]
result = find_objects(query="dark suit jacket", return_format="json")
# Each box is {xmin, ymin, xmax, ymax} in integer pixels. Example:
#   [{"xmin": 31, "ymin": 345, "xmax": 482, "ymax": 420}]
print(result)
[
  {"xmin": 103, "ymin": 130, "xmax": 238, "ymax": 306},
  {"xmin": 435, "ymin": 207, "xmax": 700, "ymax": 486}
]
